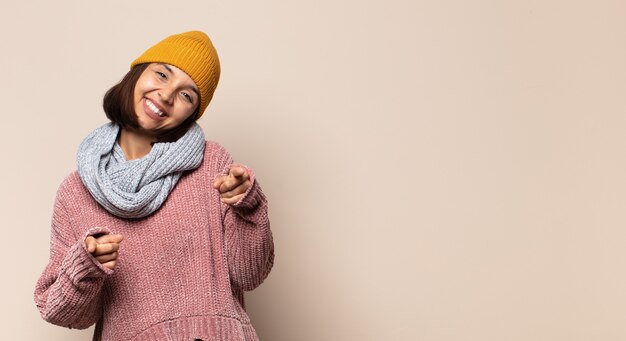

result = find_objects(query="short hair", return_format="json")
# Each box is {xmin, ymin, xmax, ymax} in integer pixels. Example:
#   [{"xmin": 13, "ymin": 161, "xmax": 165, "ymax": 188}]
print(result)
[{"xmin": 102, "ymin": 63, "xmax": 200, "ymax": 143}]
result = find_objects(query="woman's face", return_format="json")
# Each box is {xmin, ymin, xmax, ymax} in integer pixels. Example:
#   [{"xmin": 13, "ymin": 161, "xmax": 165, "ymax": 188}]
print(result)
[{"xmin": 133, "ymin": 63, "xmax": 199, "ymax": 135}]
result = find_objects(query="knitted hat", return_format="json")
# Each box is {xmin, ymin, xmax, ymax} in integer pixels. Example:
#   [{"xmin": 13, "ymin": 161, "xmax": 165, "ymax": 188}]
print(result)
[{"xmin": 130, "ymin": 31, "xmax": 220, "ymax": 119}]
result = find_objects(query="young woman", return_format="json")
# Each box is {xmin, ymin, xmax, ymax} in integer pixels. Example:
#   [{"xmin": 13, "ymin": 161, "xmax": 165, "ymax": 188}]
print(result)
[{"xmin": 34, "ymin": 31, "xmax": 274, "ymax": 341}]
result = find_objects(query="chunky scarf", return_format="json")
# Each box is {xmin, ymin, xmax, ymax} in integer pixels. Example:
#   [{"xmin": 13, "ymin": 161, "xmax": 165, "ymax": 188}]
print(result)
[{"xmin": 77, "ymin": 122, "xmax": 206, "ymax": 219}]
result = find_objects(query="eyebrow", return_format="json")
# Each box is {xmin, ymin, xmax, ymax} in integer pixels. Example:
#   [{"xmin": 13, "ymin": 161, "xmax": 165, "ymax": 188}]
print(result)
[{"xmin": 158, "ymin": 63, "xmax": 200, "ymax": 98}]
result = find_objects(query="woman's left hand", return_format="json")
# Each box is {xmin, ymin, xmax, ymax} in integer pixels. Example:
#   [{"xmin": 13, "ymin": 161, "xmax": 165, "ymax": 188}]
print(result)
[{"xmin": 213, "ymin": 164, "xmax": 251, "ymax": 205}]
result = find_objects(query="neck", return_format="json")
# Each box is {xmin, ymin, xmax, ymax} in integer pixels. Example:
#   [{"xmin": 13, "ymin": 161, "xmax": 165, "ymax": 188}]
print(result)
[{"xmin": 118, "ymin": 128, "xmax": 156, "ymax": 160}]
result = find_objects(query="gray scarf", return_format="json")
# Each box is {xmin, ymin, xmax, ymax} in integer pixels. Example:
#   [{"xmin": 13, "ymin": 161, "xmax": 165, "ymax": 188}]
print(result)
[{"xmin": 77, "ymin": 122, "xmax": 205, "ymax": 218}]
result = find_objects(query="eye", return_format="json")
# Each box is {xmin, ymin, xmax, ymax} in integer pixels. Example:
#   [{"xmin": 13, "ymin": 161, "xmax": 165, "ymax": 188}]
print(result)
[
  {"xmin": 155, "ymin": 71, "xmax": 167, "ymax": 79},
  {"xmin": 181, "ymin": 92, "xmax": 193, "ymax": 103}
]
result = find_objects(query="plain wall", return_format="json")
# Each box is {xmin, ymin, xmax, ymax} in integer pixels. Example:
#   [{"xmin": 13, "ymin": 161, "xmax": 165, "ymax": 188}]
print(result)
[{"xmin": 2, "ymin": 0, "xmax": 625, "ymax": 340}]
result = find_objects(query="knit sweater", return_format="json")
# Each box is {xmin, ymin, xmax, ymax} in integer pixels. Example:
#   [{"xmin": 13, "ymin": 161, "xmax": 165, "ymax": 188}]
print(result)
[{"xmin": 34, "ymin": 141, "xmax": 274, "ymax": 341}]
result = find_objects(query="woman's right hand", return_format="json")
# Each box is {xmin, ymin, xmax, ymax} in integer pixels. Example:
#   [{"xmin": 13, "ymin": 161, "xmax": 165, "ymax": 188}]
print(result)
[{"xmin": 84, "ymin": 233, "xmax": 124, "ymax": 270}]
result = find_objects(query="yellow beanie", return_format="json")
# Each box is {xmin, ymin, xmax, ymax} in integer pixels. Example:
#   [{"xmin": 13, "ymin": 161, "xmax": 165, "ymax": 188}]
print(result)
[{"xmin": 131, "ymin": 31, "xmax": 220, "ymax": 119}]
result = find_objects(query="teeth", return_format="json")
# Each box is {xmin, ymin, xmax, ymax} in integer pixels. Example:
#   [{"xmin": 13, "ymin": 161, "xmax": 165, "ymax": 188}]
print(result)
[{"xmin": 146, "ymin": 99, "xmax": 165, "ymax": 117}]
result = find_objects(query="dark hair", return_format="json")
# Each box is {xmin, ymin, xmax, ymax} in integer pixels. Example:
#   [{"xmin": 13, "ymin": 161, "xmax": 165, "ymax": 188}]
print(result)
[{"xmin": 102, "ymin": 63, "xmax": 200, "ymax": 143}]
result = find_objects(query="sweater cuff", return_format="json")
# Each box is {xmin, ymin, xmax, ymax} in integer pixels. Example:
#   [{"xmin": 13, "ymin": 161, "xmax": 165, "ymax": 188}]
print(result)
[{"xmin": 60, "ymin": 227, "xmax": 114, "ymax": 285}]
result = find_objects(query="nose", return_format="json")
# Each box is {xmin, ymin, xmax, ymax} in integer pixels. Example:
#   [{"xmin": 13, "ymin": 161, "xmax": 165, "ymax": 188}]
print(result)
[{"xmin": 158, "ymin": 87, "xmax": 175, "ymax": 105}]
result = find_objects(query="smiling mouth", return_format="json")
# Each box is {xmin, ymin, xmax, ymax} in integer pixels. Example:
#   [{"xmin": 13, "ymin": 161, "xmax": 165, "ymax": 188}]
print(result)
[{"xmin": 146, "ymin": 98, "xmax": 166, "ymax": 117}]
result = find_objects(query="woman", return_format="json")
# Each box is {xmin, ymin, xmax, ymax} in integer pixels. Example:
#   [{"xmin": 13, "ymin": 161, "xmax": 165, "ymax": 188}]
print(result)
[{"xmin": 34, "ymin": 31, "xmax": 274, "ymax": 341}]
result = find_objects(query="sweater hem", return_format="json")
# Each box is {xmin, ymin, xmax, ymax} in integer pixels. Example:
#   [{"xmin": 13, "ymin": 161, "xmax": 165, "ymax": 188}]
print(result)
[{"xmin": 125, "ymin": 314, "xmax": 258, "ymax": 341}]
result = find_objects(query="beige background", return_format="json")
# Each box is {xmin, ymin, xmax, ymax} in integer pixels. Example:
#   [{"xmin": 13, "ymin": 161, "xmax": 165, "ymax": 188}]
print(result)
[{"xmin": 1, "ymin": 0, "xmax": 625, "ymax": 340}]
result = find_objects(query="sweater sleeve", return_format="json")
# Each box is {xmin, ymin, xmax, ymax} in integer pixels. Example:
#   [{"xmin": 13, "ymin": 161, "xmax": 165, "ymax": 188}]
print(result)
[
  {"xmin": 34, "ymin": 183, "xmax": 113, "ymax": 329},
  {"xmin": 217, "ymin": 151, "xmax": 274, "ymax": 292}
]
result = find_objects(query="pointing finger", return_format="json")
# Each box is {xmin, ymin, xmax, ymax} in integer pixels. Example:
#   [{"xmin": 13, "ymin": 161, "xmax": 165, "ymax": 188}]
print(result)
[
  {"xmin": 229, "ymin": 165, "xmax": 246, "ymax": 177},
  {"xmin": 238, "ymin": 168, "xmax": 250, "ymax": 182},
  {"xmin": 215, "ymin": 166, "xmax": 249, "ymax": 194},
  {"xmin": 96, "ymin": 234, "xmax": 124, "ymax": 244},
  {"xmin": 85, "ymin": 236, "xmax": 97, "ymax": 253}
]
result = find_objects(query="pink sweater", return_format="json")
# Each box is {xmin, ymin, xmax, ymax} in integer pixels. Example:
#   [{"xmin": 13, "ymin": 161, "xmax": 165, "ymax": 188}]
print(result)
[{"xmin": 34, "ymin": 141, "xmax": 274, "ymax": 341}]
